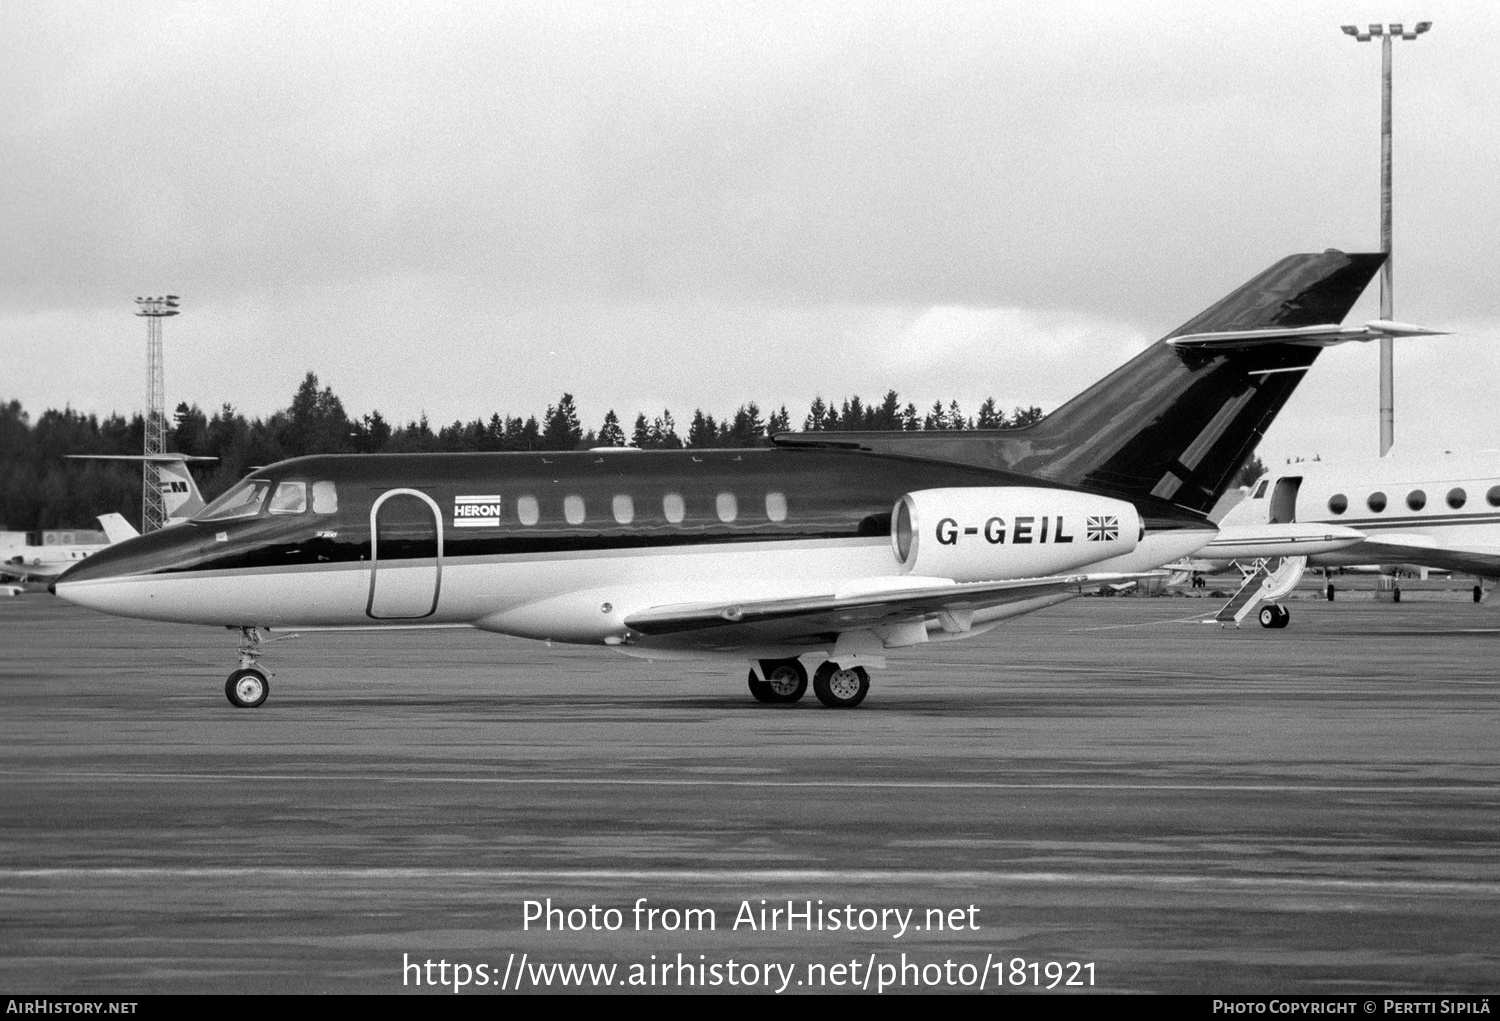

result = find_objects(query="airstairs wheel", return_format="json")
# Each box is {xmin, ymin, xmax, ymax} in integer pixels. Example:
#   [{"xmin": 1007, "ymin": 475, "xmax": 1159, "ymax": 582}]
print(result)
[
  {"xmin": 812, "ymin": 662, "xmax": 869, "ymax": 708},
  {"xmin": 226, "ymin": 668, "xmax": 269, "ymax": 708}
]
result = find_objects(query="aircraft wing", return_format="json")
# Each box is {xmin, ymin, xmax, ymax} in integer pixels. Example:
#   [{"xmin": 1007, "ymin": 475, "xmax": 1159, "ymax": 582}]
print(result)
[
  {"xmin": 623, "ymin": 573, "xmax": 1105, "ymax": 648},
  {"xmin": 1327, "ymin": 538, "xmax": 1500, "ymax": 579}
]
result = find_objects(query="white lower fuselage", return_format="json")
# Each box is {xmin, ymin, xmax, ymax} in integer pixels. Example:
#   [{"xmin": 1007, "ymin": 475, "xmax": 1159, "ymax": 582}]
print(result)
[{"xmin": 56, "ymin": 529, "xmax": 1213, "ymax": 651}]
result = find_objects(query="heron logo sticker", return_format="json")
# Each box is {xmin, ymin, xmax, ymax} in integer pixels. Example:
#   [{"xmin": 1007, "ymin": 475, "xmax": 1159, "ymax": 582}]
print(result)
[{"xmin": 453, "ymin": 495, "xmax": 502, "ymax": 527}]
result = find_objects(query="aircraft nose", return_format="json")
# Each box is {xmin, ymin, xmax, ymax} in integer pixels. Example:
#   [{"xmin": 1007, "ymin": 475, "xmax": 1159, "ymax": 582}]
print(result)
[{"xmin": 51, "ymin": 523, "xmax": 212, "ymax": 618}]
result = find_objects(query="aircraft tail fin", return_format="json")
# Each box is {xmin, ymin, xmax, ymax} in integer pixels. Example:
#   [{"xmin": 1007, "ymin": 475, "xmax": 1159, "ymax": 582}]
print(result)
[
  {"xmin": 773, "ymin": 251, "xmax": 1387, "ymax": 516},
  {"xmin": 68, "ymin": 453, "xmax": 214, "ymax": 524},
  {"xmin": 96, "ymin": 513, "xmax": 140, "ymax": 544}
]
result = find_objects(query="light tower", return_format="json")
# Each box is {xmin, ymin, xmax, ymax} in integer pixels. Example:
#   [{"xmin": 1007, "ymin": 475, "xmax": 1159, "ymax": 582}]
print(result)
[
  {"xmin": 1341, "ymin": 20, "xmax": 1431, "ymax": 456},
  {"xmin": 134, "ymin": 295, "xmax": 180, "ymax": 531}
]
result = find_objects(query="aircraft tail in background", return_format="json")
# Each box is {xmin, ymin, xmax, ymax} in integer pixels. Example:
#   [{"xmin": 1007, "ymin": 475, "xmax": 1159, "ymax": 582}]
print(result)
[
  {"xmin": 96, "ymin": 513, "xmax": 140, "ymax": 544},
  {"xmin": 67, "ymin": 454, "xmax": 216, "ymax": 525}
]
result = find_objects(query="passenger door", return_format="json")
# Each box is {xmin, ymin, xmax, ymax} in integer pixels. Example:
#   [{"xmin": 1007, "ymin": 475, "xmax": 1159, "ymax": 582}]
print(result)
[
  {"xmin": 366, "ymin": 489, "xmax": 443, "ymax": 619},
  {"xmin": 1269, "ymin": 476, "xmax": 1302, "ymax": 524}
]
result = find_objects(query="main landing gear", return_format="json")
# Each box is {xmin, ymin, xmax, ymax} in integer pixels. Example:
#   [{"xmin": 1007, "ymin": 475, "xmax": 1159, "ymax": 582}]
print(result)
[
  {"xmin": 747, "ymin": 659, "xmax": 808, "ymax": 704},
  {"xmin": 747, "ymin": 658, "xmax": 871, "ymax": 708},
  {"xmin": 1258, "ymin": 604, "xmax": 1290, "ymax": 629},
  {"xmin": 224, "ymin": 626, "xmax": 272, "ymax": 708},
  {"xmin": 812, "ymin": 662, "xmax": 870, "ymax": 708}
]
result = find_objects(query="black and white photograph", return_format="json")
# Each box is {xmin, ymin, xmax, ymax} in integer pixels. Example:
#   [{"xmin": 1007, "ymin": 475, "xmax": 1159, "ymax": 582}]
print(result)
[{"xmin": 2, "ymin": 0, "xmax": 1498, "ymax": 999}]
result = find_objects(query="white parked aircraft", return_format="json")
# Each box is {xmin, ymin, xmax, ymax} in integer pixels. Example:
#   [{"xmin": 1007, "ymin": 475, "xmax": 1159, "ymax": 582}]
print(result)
[{"xmin": 1219, "ymin": 453, "xmax": 1500, "ymax": 609}]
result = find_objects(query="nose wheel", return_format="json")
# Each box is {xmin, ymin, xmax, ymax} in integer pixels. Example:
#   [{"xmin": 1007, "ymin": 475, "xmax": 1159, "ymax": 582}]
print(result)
[{"xmin": 226, "ymin": 668, "xmax": 269, "ymax": 708}]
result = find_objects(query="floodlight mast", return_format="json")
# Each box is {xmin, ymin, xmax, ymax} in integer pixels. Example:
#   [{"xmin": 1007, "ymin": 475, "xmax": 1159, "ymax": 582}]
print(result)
[
  {"xmin": 134, "ymin": 295, "xmax": 181, "ymax": 532},
  {"xmin": 1341, "ymin": 20, "xmax": 1430, "ymax": 457}
]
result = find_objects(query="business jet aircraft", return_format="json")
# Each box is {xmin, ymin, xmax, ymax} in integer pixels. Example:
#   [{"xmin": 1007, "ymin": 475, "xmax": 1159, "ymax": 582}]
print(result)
[
  {"xmin": 2, "ymin": 527, "xmax": 110, "ymax": 585},
  {"xmin": 1215, "ymin": 454, "xmax": 1500, "ymax": 609},
  {"xmin": 57, "ymin": 251, "xmax": 1414, "ymax": 709}
]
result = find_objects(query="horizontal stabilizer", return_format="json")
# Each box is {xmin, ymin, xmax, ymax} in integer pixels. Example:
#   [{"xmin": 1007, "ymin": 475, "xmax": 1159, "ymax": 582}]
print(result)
[
  {"xmin": 67, "ymin": 454, "xmax": 219, "ymax": 463},
  {"xmin": 1168, "ymin": 319, "xmax": 1449, "ymax": 350}
]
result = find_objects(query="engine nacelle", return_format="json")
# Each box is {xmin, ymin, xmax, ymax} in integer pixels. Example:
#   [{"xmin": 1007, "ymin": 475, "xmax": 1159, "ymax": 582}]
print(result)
[{"xmin": 892, "ymin": 487, "xmax": 1141, "ymax": 582}]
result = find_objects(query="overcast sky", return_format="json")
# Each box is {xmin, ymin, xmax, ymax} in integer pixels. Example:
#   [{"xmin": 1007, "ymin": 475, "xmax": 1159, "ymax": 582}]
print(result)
[{"xmin": 4, "ymin": 0, "xmax": 1496, "ymax": 465}]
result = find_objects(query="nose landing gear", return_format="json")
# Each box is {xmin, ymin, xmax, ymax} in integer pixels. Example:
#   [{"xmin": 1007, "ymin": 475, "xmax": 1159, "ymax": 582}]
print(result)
[{"xmin": 223, "ymin": 626, "xmax": 283, "ymax": 708}]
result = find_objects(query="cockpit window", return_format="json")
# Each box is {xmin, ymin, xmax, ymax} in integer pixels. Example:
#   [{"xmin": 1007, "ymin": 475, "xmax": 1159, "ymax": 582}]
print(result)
[
  {"xmin": 268, "ymin": 481, "xmax": 307, "ymax": 515},
  {"xmin": 194, "ymin": 478, "xmax": 272, "ymax": 522},
  {"xmin": 1252, "ymin": 480, "xmax": 1269, "ymax": 499}
]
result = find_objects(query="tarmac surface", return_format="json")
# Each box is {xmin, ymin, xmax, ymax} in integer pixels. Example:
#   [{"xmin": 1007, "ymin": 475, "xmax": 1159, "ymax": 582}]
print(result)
[{"xmin": 1, "ymin": 594, "xmax": 1498, "ymax": 995}]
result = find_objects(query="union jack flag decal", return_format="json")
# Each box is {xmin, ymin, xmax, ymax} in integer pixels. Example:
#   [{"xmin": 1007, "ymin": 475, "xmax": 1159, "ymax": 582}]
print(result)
[{"xmin": 1086, "ymin": 515, "xmax": 1118, "ymax": 542}]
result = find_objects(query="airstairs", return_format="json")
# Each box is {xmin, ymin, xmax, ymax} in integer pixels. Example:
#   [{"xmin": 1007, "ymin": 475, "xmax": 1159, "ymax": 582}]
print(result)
[{"xmin": 1211, "ymin": 556, "xmax": 1306, "ymax": 628}]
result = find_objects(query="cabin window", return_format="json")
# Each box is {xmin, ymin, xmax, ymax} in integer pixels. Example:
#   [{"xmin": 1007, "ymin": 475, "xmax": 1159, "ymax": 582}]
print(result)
[
  {"xmin": 1406, "ymin": 489, "xmax": 1427, "ymax": 512},
  {"xmin": 517, "ymin": 495, "xmax": 539, "ymax": 526},
  {"xmin": 1489, "ymin": 486, "xmax": 1500, "ymax": 508},
  {"xmin": 663, "ymin": 493, "xmax": 685, "ymax": 524},
  {"xmin": 564, "ymin": 495, "xmax": 586, "ymax": 525},
  {"xmin": 612, "ymin": 494, "xmax": 634, "ymax": 525},
  {"xmin": 1447, "ymin": 488, "xmax": 1467, "ymax": 509},
  {"xmin": 269, "ymin": 481, "xmax": 307, "ymax": 515},
  {"xmin": 765, "ymin": 491, "xmax": 788, "ymax": 522},
  {"xmin": 194, "ymin": 478, "xmax": 272, "ymax": 522},
  {"xmin": 1327, "ymin": 494, "xmax": 1348, "ymax": 515},
  {"xmin": 716, "ymin": 492, "xmax": 738, "ymax": 523},
  {"xmin": 1367, "ymin": 491, "xmax": 1387, "ymax": 513},
  {"xmin": 312, "ymin": 481, "xmax": 338, "ymax": 514}
]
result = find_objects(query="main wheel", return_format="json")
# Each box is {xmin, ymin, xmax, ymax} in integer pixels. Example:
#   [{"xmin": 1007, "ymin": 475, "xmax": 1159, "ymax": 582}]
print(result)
[
  {"xmin": 1273, "ymin": 605, "xmax": 1291, "ymax": 628},
  {"xmin": 226, "ymin": 668, "xmax": 269, "ymax": 708},
  {"xmin": 812, "ymin": 662, "xmax": 869, "ymax": 708},
  {"xmin": 1476, "ymin": 585, "xmax": 1484, "ymax": 604},
  {"xmin": 748, "ymin": 659, "xmax": 807, "ymax": 704},
  {"xmin": 1258, "ymin": 605, "xmax": 1278, "ymax": 629},
  {"xmin": 1393, "ymin": 585, "xmax": 1401, "ymax": 603}
]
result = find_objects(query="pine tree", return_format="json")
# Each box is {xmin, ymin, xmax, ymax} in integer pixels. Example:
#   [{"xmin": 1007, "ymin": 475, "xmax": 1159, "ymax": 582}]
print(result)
[
  {"xmin": 542, "ymin": 393, "xmax": 583, "ymax": 450},
  {"xmin": 688, "ymin": 409, "xmax": 718, "ymax": 448},
  {"xmin": 804, "ymin": 396, "xmax": 828, "ymax": 432},
  {"xmin": 765, "ymin": 405, "xmax": 791, "ymax": 437},
  {"xmin": 597, "ymin": 409, "xmax": 626, "ymax": 447},
  {"xmin": 976, "ymin": 397, "xmax": 1004, "ymax": 429}
]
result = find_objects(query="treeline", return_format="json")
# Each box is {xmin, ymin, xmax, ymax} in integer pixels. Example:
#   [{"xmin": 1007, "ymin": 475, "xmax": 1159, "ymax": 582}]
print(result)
[{"xmin": 0, "ymin": 374, "xmax": 1047, "ymax": 531}]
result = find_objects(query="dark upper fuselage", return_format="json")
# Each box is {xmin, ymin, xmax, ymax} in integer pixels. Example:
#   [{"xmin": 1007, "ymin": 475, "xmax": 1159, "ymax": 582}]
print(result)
[{"xmin": 57, "ymin": 447, "xmax": 1211, "ymax": 586}]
